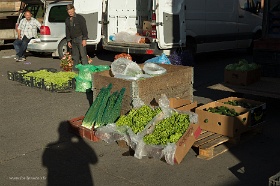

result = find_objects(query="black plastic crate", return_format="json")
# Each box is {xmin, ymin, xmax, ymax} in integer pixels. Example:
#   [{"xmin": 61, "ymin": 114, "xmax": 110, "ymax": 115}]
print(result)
[
  {"xmin": 50, "ymin": 83, "xmax": 72, "ymax": 93},
  {"xmin": 32, "ymin": 78, "xmax": 45, "ymax": 89},
  {"xmin": 13, "ymin": 70, "xmax": 35, "ymax": 83},
  {"xmin": 269, "ymin": 172, "xmax": 280, "ymax": 186},
  {"xmin": 7, "ymin": 71, "xmax": 15, "ymax": 81}
]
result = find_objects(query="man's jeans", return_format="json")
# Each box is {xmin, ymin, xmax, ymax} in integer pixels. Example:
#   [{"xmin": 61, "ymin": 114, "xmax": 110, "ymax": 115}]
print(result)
[
  {"xmin": 13, "ymin": 37, "xmax": 31, "ymax": 58},
  {"xmin": 71, "ymin": 36, "xmax": 88, "ymax": 71}
]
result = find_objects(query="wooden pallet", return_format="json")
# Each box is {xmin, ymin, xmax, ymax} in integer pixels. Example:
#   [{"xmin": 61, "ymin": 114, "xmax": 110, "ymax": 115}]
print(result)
[{"xmin": 193, "ymin": 126, "xmax": 264, "ymax": 160}]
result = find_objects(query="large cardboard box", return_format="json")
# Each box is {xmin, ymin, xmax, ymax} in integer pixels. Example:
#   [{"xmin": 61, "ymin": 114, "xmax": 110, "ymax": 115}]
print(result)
[
  {"xmin": 169, "ymin": 97, "xmax": 197, "ymax": 112},
  {"xmin": 174, "ymin": 123, "xmax": 201, "ymax": 164},
  {"xmin": 93, "ymin": 64, "xmax": 193, "ymax": 114},
  {"xmin": 224, "ymin": 68, "xmax": 261, "ymax": 86},
  {"xmin": 142, "ymin": 21, "xmax": 152, "ymax": 36},
  {"xmin": 216, "ymin": 97, "xmax": 266, "ymax": 127},
  {"xmin": 195, "ymin": 102, "xmax": 250, "ymax": 137}
]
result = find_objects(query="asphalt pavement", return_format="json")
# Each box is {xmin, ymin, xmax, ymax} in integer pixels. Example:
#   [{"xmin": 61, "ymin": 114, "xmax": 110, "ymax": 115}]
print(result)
[{"xmin": 0, "ymin": 47, "xmax": 279, "ymax": 186}]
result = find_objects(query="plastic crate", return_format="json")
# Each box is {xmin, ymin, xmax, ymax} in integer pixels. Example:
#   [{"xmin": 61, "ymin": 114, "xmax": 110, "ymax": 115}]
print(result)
[
  {"xmin": 7, "ymin": 71, "xmax": 15, "ymax": 81},
  {"xmin": 269, "ymin": 172, "xmax": 280, "ymax": 186},
  {"xmin": 68, "ymin": 116, "xmax": 99, "ymax": 142}
]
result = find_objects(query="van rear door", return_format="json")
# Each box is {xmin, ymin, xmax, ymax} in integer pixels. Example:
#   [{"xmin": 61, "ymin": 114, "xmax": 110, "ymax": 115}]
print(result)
[
  {"xmin": 156, "ymin": 0, "xmax": 186, "ymax": 49},
  {"xmin": 73, "ymin": 0, "xmax": 102, "ymax": 45}
]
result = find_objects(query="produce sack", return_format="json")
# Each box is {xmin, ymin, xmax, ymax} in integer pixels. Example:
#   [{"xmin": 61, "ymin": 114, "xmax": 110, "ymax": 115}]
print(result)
[
  {"xmin": 75, "ymin": 64, "xmax": 110, "ymax": 81},
  {"xmin": 111, "ymin": 58, "xmax": 143, "ymax": 77},
  {"xmin": 75, "ymin": 76, "xmax": 92, "ymax": 93},
  {"xmin": 145, "ymin": 53, "xmax": 171, "ymax": 64},
  {"xmin": 168, "ymin": 50, "xmax": 195, "ymax": 66}
]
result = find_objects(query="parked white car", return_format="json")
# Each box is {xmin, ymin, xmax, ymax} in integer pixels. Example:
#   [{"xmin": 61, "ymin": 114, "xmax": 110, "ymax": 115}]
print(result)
[{"xmin": 18, "ymin": 0, "xmax": 71, "ymax": 58}]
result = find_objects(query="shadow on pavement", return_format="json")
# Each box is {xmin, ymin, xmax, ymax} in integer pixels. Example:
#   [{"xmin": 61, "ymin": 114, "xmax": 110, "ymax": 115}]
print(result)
[{"xmin": 42, "ymin": 121, "xmax": 98, "ymax": 186}]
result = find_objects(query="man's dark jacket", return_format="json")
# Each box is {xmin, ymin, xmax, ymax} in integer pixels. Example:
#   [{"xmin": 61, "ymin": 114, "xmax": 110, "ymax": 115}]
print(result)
[{"xmin": 65, "ymin": 14, "xmax": 88, "ymax": 42}]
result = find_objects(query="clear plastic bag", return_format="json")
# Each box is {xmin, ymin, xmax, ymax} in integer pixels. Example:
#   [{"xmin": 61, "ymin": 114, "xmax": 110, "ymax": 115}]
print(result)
[
  {"xmin": 111, "ymin": 58, "xmax": 143, "ymax": 77},
  {"xmin": 143, "ymin": 63, "xmax": 167, "ymax": 75},
  {"xmin": 95, "ymin": 124, "xmax": 131, "ymax": 144},
  {"xmin": 114, "ymin": 32, "xmax": 144, "ymax": 43},
  {"xmin": 145, "ymin": 53, "xmax": 171, "ymax": 64},
  {"xmin": 131, "ymin": 94, "xmax": 198, "ymax": 164}
]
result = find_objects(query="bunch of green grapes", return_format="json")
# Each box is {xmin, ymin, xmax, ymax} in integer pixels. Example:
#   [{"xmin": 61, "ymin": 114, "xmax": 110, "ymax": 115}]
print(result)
[
  {"xmin": 116, "ymin": 105, "xmax": 161, "ymax": 134},
  {"xmin": 143, "ymin": 113, "xmax": 190, "ymax": 145}
]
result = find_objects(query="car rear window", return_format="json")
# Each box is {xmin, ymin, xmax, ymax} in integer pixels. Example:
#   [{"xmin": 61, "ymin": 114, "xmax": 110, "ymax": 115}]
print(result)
[{"xmin": 48, "ymin": 5, "xmax": 68, "ymax": 23}]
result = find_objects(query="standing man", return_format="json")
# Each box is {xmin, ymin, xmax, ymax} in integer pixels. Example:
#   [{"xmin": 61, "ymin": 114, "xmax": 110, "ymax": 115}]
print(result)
[
  {"xmin": 65, "ymin": 4, "xmax": 89, "ymax": 71},
  {"xmin": 13, "ymin": 10, "xmax": 41, "ymax": 62}
]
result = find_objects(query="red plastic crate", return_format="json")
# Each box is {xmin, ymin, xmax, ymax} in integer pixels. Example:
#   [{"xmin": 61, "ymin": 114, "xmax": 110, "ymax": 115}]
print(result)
[{"xmin": 68, "ymin": 116, "xmax": 99, "ymax": 142}]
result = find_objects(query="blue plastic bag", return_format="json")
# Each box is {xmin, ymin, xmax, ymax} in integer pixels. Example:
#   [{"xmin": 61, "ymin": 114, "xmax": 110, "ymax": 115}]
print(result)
[{"xmin": 145, "ymin": 53, "xmax": 171, "ymax": 64}]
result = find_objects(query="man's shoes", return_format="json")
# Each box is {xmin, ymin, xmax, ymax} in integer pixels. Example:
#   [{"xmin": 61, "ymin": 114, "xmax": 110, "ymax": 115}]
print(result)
[
  {"xmin": 14, "ymin": 55, "xmax": 19, "ymax": 60},
  {"xmin": 16, "ymin": 58, "xmax": 24, "ymax": 62},
  {"xmin": 22, "ymin": 57, "xmax": 26, "ymax": 61}
]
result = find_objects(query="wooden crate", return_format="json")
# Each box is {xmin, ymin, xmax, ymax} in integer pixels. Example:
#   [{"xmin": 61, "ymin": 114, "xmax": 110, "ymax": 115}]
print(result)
[
  {"xmin": 193, "ymin": 125, "xmax": 264, "ymax": 160},
  {"xmin": 93, "ymin": 64, "xmax": 193, "ymax": 114}
]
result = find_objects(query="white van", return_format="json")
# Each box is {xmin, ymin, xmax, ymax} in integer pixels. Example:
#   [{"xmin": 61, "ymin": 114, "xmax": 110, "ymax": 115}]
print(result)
[{"xmin": 73, "ymin": 0, "xmax": 262, "ymax": 56}]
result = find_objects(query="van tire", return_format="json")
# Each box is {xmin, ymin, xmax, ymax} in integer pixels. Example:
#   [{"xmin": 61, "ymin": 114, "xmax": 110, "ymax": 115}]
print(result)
[
  {"xmin": 186, "ymin": 37, "xmax": 196, "ymax": 56},
  {"xmin": 58, "ymin": 39, "xmax": 68, "ymax": 59},
  {"xmin": 248, "ymin": 30, "xmax": 262, "ymax": 53}
]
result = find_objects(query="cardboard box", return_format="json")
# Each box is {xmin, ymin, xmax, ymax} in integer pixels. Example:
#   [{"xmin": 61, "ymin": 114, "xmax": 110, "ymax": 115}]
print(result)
[
  {"xmin": 195, "ymin": 102, "xmax": 250, "ymax": 137},
  {"xmin": 216, "ymin": 97, "xmax": 266, "ymax": 127},
  {"xmin": 169, "ymin": 98, "xmax": 197, "ymax": 112},
  {"xmin": 174, "ymin": 123, "xmax": 201, "ymax": 164},
  {"xmin": 224, "ymin": 68, "xmax": 261, "ymax": 86},
  {"xmin": 143, "ymin": 21, "xmax": 152, "ymax": 31},
  {"xmin": 93, "ymin": 64, "xmax": 193, "ymax": 114}
]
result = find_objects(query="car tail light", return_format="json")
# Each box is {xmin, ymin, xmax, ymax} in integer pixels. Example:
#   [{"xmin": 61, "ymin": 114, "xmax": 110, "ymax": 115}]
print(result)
[
  {"xmin": 151, "ymin": 12, "xmax": 157, "ymax": 39},
  {"xmin": 145, "ymin": 49, "xmax": 154, "ymax": 54},
  {"xmin": 40, "ymin": 26, "xmax": 50, "ymax": 35}
]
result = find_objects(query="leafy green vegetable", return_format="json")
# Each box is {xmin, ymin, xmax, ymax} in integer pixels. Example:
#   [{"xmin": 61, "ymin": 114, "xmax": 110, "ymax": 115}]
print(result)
[
  {"xmin": 204, "ymin": 106, "xmax": 243, "ymax": 116},
  {"xmin": 143, "ymin": 113, "xmax": 190, "ymax": 145},
  {"xmin": 116, "ymin": 105, "xmax": 161, "ymax": 134},
  {"xmin": 223, "ymin": 100, "xmax": 256, "ymax": 109},
  {"xmin": 225, "ymin": 59, "xmax": 260, "ymax": 72}
]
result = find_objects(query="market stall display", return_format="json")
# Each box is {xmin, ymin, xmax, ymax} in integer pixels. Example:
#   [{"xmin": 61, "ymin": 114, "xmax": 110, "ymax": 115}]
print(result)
[
  {"xmin": 95, "ymin": 95, "xmax": 200, "ymax": 165},
  {"xmin": 7, "ymin": 69, "xmax": 77, "ymax": 92},
  {"xmin": 224, "ymin": 59, "xmax": 261, "ymax": 86}
]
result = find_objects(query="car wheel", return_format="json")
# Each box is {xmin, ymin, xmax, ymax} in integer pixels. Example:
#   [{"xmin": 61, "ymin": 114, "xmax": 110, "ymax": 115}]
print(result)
[{"xmin": 58, "ymin": 39, "xmax": 68, "ymax": 59}]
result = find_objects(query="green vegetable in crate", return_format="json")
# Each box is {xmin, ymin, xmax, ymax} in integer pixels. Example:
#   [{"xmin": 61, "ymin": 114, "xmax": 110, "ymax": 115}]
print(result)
[
  {"xmin": 225, "ymin": 59, "xmax": 259, "ymax": 72},
  {"xmin": 82, "ymin": 84, "xmax": 112, "ymax": 129},
  {"xmin": 107, "ymin": 87, "xmax": 126, "ymax": 124},
  {"xmin": 116, "ymin": 105, "xmax": 161, "ymax": 134},
  {"xmin": 82, "ymin": 87, "xmax": 107, "ymax": 129},
  {"xmin": 223, "ymin": 100, "xmax": 255, "ymax": 109},
  {"xmin": 204, "ymin": 106, "xmax": 242, "ymax": 116},
  {"xmin": 100, "ymin": 91, "xmax": 119, "ymax": 125},
  {"xmin": 143, "ymin": 113, "xmax": 190, "ymax": 145}
]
